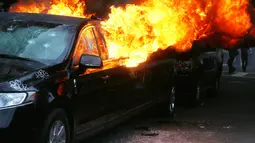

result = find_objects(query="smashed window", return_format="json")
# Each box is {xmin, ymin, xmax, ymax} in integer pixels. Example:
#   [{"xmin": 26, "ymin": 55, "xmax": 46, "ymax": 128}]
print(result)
[
  {"xmin": 73, "ymin": 27, "xmax": 100, "ymax": 66},
  {"xmin": 93, "ymin": 28, "xmax": 108, "ymax": 60},
  {"xmin": 0, "ymin": 21, "xmax": 75, "ymax": 65},
  {"xmin": 83, "ymin": 28, "xmax": 99, "ymax": 56}
]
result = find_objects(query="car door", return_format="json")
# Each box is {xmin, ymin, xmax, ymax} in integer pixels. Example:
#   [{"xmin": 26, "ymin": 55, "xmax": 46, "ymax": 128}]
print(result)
[
  {"xmin": 71, "ymin": 25, "xmax": 112, "ymax": 129},
  {"xmin": 139, "ymin": 52, "xmax": 176, "ymax": 103},
  {"xmin": 92, "ymin": 26, "xmax": 141, "ymax": 113}
]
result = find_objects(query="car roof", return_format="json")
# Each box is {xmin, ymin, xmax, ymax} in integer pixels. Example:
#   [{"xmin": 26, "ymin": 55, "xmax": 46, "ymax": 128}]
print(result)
[{"xmin": 0, "ymin": 12, "xmax": 91, "ymax": 26}]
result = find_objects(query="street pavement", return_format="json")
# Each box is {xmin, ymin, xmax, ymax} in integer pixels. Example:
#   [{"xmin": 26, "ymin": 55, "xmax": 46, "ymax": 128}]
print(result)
[{"xmin": 81, "ymin": 68, "xmax": 255, "ymax": 143}]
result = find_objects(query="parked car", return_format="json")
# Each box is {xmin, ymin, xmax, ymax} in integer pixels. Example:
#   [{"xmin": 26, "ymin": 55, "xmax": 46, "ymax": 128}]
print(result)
[
  {"xmin": 173, "ymin": 40, "xmax": 224, "ymax": 107},
  {"xmin": 0, "ymin": 12, "xmax": 176, "ymax": 143}
]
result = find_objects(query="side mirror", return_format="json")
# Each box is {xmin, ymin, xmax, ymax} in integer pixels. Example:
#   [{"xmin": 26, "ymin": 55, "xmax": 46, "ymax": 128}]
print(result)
[{"xmin": 79, "ymin": 54, "xmax": 103, "ymax": 69}]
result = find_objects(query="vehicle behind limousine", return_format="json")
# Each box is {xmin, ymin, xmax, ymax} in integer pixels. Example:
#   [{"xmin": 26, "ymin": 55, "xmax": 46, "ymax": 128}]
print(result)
[{"xmin": 173, "ymin": 40, "xmax": 224, "ymax": 107}]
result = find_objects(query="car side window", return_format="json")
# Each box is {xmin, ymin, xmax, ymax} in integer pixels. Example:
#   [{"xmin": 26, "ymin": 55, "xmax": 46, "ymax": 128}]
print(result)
[
  {"xmin": 93, "ymin": 28, "xmax": 108, "ymax": 60},
  {"xmin": 73, "ymin": 27, "xmax": 99, "ymax": 66},
  {"xmin": 83, "ymin": 28, "xmax": 99, "ymax": 56}
]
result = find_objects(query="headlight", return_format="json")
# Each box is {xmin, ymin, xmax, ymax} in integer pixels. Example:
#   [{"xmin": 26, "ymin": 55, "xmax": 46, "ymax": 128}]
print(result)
[{"xmin": 0, "ymin": 92, "xmax": 35, "ymax": 108}]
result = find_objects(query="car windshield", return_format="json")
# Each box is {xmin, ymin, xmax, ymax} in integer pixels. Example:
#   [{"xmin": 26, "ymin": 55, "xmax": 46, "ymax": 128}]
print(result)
[{"xmin": 0, "ymin": 20, "xmax": 76, "ymax": 65}]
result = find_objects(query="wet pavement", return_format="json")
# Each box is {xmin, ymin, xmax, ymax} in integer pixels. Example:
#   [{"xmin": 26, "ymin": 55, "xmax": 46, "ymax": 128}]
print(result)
[{"xmin": 81, "ymin": 69, "xmax": 255, "ymax": 143}]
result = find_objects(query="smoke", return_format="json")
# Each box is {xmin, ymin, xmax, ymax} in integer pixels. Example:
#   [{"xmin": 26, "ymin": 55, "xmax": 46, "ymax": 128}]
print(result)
[{"xmin": 86, "ymin": 0, "xmax": 135, "ymax": 18}]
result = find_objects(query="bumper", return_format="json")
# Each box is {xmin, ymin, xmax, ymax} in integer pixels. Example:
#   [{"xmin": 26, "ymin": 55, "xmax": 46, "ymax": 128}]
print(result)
[
  {"xmin": 0, "ymin": 103, "xmax": 39, "ymax": 141},
  {"xmin": 175, "ymin": 73, "xmax": 197, "ymax": 92},
  {"xmin": 0, "ymin": 103, "xmax": 37, "ymax": 129},
  {"xmin": 174, "ymin": 72, "xmax": 199, "ymax": 104}
]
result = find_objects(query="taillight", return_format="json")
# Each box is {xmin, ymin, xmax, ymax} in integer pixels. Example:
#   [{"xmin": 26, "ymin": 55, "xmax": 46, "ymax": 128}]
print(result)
[{"xmin": 175, "ymin": 60, "xmax": 192, "ymax": 72}]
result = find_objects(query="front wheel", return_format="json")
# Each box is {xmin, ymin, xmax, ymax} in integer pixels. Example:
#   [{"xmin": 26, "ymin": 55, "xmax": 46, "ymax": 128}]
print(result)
[{"xmin": 38, "ymin": 108, "xmax": 71, "ymax": 143}]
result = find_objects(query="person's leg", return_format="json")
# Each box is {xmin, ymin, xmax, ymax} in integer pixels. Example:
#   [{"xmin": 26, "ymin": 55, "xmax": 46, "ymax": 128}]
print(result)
[
  {"xmin": 243, "ymin": 49, "xmax": 248, "ymax": 72},
  {"xmin": 228, "ymin": 56, "xmax": 235, "ymax": 73},
  {"xmin": 232, "ymin": 49, "xmax": 239, "ymax": 72},
  {"xmin": 241, "ymin": 50, "xmax": 246, "ymax": 71},
  {"xmin": 228, "ymin": 49, "xmax": 238, "ymax": 74}
]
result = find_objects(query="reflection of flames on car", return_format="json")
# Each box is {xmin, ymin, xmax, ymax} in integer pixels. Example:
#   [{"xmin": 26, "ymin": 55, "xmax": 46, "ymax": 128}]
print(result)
[{"xmin": 9, "ymin": 0, "xmax": 255, "ymax": 67}]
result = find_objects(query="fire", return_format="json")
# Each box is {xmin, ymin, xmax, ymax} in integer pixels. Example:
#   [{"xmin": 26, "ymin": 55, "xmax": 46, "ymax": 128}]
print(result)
[
  {"xmin": 10, "ymin": 0, "xmax": 91, "ymax": 18},
  {"xmin": 10, "ymin": 0, "xmax": 253, "ymax": 67},
  {"xmin": 101, "ymin": 0, "xmax": 216, "ymax": 66},
  {"xmin": 215, "ymin": 0, "xmax": 251, "ymax": 38},
  {"xmin": 102, "ymin": 0, "xmax": 252, "ymax": 66}
]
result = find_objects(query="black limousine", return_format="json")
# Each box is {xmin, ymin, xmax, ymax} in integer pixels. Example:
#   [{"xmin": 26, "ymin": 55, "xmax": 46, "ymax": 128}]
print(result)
[{"xmin": 0, "ymin": 12, "xmax": 176, "ymax": 143}]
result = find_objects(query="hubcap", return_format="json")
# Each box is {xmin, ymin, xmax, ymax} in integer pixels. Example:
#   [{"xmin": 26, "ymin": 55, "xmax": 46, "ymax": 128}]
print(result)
[
  {"xmin": 49, "ymin": 120, "xmax": 66, "ymax": 143},
  {"xmin": 169, "ymin": 86, "xmax": 176, "ymax": 113}
]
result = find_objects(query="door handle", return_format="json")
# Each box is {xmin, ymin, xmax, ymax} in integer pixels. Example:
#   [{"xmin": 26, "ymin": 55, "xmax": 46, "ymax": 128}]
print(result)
[{"xmin": 102, "ymin": 75, "xmax": 110, "ymax": 80}]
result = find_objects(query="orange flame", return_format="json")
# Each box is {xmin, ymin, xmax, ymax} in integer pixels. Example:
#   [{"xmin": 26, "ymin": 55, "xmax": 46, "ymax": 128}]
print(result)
[
  {"xmin": 10, "ymin": 0, "xmax": 253, "ymax": 67},
  {"xmin": 215, "ymin": 0, "xmax": 251, "ymax": 38},
  {"xmin": 10, "ymin": 0, "xmax": 91, "ymax": 18},
  {"xmin": 101, "ymin": 0, "xmax": 216, "ymax": 67}
]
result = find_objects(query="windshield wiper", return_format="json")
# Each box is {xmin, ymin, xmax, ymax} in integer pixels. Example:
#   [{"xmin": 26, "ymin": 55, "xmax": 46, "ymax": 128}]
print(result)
[{"xmin": 0, "ymin": 54, "xmax": 45, "ymax": 65}]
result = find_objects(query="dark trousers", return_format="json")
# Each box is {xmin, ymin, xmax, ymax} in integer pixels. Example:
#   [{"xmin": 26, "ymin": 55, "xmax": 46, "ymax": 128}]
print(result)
[
  {"xmin": 241, "ymin": 48, "xmax": 249, "ymax": 71},
  {"xmin": 227, "ymin": 49, "xmax": 239, "ymax": 70}
]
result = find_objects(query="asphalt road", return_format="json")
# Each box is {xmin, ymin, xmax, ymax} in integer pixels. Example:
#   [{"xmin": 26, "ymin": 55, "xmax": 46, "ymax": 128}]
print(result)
[{"xmin": 81, "ymin": 70, "xmax": 255, "ymax": 143}]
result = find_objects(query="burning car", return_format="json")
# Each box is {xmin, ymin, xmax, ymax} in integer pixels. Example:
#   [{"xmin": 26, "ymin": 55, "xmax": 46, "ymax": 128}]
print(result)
[{"xmin": 0, "ymin": 12, "xmax": 177, "ymax": 143}]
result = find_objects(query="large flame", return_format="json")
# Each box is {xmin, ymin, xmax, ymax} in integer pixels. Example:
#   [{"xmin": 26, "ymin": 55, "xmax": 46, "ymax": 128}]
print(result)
[
  {"xmin": 10, "ymin": 0, "xmax": 253, "ymax": 67},
  {"xmin": 10, "ymin": 0, "xmax": 91, "ymax": 18}
]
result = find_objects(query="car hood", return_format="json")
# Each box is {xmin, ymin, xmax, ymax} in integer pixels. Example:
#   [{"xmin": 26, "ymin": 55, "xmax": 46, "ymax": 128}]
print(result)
[
  {"xmin": 0, "ymin": 59, "xmax": 46, "ymax": 82},
  {"xmin": 0, "ymin": 59, "xmax": 69, "ymax": 92}
]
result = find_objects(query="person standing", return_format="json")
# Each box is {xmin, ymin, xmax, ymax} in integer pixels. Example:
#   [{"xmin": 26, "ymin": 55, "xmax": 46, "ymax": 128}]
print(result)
[
  {"xmin": 241, "ymin": 46, "xmax": 249, "ymax": 72},
  {"xmin": 240, "ymin": 35, "xmax": 251, "ymax": 72}
]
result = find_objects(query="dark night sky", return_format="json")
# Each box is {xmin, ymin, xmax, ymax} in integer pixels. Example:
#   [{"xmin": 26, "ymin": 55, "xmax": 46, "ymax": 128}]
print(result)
[
  {"xmin": 0, "ymin": 0, "xmax": 17, "ymax": 4},
  {"xmin": 0, "ymin": 0, "xmax": 17, "ymax": 10}
]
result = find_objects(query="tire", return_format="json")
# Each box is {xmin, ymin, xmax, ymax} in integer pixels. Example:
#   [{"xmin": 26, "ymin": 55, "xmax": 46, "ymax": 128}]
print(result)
[
  {"xmin": 188, "ymin": 83, "xmax": 203, "ymax": 107},
  {"xmin": 38, "ymin": 108, "xmax": 71, "ymax": 143}
]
